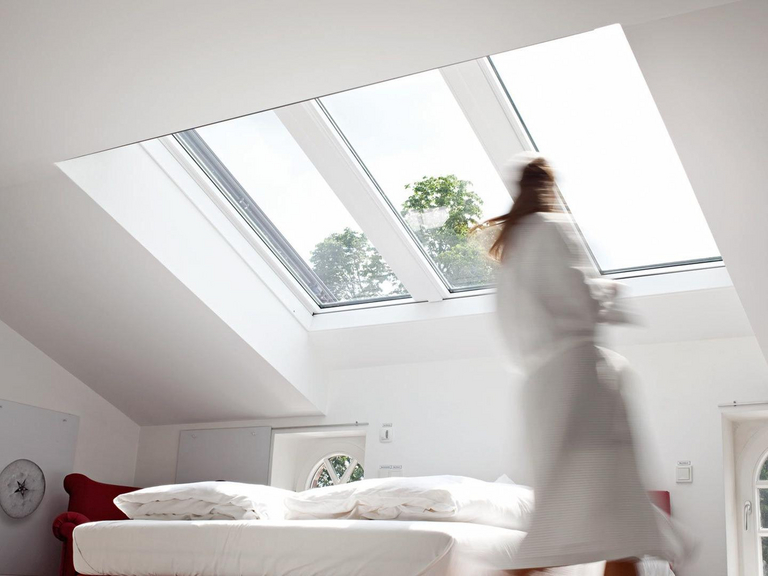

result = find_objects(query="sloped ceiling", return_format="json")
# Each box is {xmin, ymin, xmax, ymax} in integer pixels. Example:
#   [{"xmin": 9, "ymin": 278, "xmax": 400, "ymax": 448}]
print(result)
[{"xmin": 0, "ymin": 0, "xmax": 759, "ymax": 426}]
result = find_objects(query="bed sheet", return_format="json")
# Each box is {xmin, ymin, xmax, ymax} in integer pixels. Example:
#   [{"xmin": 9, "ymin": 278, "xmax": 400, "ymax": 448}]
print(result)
[{"xmin": 73, "ymin": 518, "xmax": 604, "ymax": 575}]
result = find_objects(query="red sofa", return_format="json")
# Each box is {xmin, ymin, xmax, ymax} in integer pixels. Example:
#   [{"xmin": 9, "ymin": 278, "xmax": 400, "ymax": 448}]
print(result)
[{"xmin": 52, "ymin": 473, "xmax": 139, "ymax": 576}]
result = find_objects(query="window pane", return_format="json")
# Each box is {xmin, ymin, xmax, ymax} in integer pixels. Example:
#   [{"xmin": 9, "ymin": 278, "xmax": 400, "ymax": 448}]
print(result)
[
  {"xmin": 760, "ymin": 489, "xmax": 768, "ymax": 529},
  {"xmin": 328, "ymin": 454, "xmax": 352, "ymax": 479},
  {"xmin": 188, "ymin": 111, "xmax": 407, "ymax": 306},
  {"xmin": 763, "ymin": 537, "xmax": 768, "ymax": 576},
  {"xmin": 312, "ymin": 465, "xmax": 333, "ymax": 488},
  {"xmin": 350, "ymin": 463, "xmax": 364, "ymax": 483},
  {"xmin": 491, "ymin": 25, "xmax": 720, "ymax": 272},
  {"xmin": 321, "ymin": 71, "xmax": 509, "ymax": 290},
  {"xmin": 760, "ymin": 458, "xmax": 768, "ymax": 481}
]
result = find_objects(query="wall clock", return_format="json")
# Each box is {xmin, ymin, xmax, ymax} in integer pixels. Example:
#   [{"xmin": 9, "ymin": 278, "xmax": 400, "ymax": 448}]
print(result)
[{"xmin": 0, "ymin": 459, "xmax": 46, "ymax": 519}]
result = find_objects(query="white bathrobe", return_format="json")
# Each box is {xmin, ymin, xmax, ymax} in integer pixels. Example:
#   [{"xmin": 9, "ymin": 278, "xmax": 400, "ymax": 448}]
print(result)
[{"xmin": 496, "ymin": 212, "xmax": 682, "ymax": 568}]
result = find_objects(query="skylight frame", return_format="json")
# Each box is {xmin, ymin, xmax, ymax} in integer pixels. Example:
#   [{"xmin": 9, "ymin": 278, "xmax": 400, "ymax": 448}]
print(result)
[{"xmin": 171, "ymin": 129, "xmax": 414, "ymax": 311}]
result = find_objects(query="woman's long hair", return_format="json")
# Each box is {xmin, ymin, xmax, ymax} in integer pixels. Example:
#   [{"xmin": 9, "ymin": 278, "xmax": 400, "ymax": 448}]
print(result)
[{"xmin": 482, "ymin": 157, "xmax": 557, "ymax": 261}]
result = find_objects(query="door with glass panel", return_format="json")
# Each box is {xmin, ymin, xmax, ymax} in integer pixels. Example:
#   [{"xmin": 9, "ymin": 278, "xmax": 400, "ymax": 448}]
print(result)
[{"xmin": 738, "ymin": 428, "xmax": 768, "ymax": 575}]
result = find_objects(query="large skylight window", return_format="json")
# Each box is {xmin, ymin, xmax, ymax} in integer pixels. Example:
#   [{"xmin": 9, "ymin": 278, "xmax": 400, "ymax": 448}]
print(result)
[
  {"xmin": 320, "ymin": 71, "xmax": 510, "ymax": 291},
  {"xmin": 165, "ymin": 24, "xmax": 721, "ymax": 316},
  {"xmin": 490, "ymin": 25, "xmax": 720, "ymax": 273},
  {"xmin": 176, "ymin": 111, "xmax": 408, "ymax": 307}
]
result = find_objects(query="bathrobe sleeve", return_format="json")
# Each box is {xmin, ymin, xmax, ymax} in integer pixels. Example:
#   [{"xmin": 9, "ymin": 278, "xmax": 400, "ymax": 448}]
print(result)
[{"xmin": 536, "ymin": 218, "xmax": 635, "ymax": 327}]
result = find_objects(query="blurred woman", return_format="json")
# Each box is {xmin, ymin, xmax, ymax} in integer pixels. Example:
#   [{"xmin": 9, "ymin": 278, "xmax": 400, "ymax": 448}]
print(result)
[{"xmin": 486, "ymin": 156, "xmax": 683, "ymax": 576}]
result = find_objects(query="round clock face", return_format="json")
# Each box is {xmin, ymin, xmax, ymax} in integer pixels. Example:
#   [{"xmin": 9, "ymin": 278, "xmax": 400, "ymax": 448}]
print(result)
[{"xmin": 0, "ymin": 459, "xmax": 46, "ymax": 519}]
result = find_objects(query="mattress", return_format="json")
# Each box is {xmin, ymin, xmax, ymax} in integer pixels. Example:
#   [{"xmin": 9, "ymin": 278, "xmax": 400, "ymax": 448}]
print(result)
[{"xmin": 72, "ymin": 519, "xmax": 604, "ymax": 576}]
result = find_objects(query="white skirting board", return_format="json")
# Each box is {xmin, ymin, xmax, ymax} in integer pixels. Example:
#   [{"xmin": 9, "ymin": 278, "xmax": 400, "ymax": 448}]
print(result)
[{"xmin": 0, "ymin": 399, "xmax": 79, "ymax": 576}]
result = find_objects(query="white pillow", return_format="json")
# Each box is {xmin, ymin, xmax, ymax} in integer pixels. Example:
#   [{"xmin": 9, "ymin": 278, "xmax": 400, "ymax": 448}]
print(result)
[
  {"xmin": 114, "ymin": 481, "xmax": 293, "ymax": 521},
  {"xmin": 494, "ymin": 474, "xmax": 516, "ymax": 485},
  {"xmin": 285, "ymin": 475, "xmax": 534, "ymax": 531}
]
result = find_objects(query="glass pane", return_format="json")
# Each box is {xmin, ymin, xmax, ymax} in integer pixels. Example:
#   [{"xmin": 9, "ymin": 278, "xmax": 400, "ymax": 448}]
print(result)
[
  {"xmin": 760, "ymin": 458, "xmax": 768, "ymax": 481},
  {"xmin": 349, "ymin": 463, "xmax": 365, "ymax": 483},
  {"xmin": 321, "ymin": 71, "xmax": 509, "ymax": 290},
  {"xmin": 328, "ymin": 454, "xmax": 352, "ymax": 479},
  {"xmin": 491, "ymin": 25, "xmax": 720, "ymax": 272},
  {"xmin": 312, "ymin": 465, "xmax": 333, "ymax": 488},
  {"xmin": 761, "ymin": 489, "xmax": 768, "ymax": 529},
  {"xmin": 762, "ymin": 537, "xmax": 768, "ymax": 576},
  {"xmin": 191, "ymin": 111, "xmax": 407, "ymax": 306}
]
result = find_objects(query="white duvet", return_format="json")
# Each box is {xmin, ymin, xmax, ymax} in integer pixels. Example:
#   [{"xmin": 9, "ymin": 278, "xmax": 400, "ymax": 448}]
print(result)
[
  {"xmin": 114, "ymin": 481, "xmax": 292, "ymax": 520},
  {"xmin": 285, "ymin": 475, "xmax": 535, "ymax": 531}
]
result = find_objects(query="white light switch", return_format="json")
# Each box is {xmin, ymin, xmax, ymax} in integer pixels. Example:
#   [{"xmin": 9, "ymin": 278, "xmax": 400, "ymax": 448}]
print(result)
[
  {"xmin": 676, "ymin": 461, "xmax": 692, "ymax": 483},
  {"xmin": 380, "ymin": 423, "xmax": 393, "ymax": 443},
  {"xmin": 379, "ymin": 465, "xmax": 403, "ymax": 478}
]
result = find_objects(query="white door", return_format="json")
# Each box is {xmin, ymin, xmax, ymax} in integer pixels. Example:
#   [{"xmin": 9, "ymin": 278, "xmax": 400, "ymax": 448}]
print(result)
[{"xmin": 738, "ymin": 426, "xmax": 768, "ymax": 575}]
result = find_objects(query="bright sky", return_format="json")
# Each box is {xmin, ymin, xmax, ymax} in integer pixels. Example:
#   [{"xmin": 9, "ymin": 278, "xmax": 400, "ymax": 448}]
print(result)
[
  {"xmin": 491, "ymin": 24, "xmax": 720, "ymax": 271},
  {"xmin": 197, "ymin": 111, "xmax": 363, "ymax": 261}
]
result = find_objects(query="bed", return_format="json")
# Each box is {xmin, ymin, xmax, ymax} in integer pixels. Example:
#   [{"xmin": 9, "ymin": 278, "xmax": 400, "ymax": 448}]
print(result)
[
  {"xmin": 72, "ymin": 518, "xmax": 606, "ymax": 576},
  {"xmin": 64, "ymin": 476, "xmax": 673, "ymax": 576}
]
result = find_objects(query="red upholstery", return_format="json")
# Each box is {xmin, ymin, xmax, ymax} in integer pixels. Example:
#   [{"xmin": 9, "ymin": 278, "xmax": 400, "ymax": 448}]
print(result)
[
  {"xmin": 52, "ymin": 473, "xmax": 139, "ymax": 576},
  {"xmin": 648, "ymin": 490, "xmax": 672, "ymax": 516}
]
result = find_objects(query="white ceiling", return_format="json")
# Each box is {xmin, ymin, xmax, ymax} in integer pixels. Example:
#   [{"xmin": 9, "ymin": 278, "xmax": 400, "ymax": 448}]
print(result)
[{"xmin": 0, "ymin": 0, "xmax": 759, "ymax": 426}]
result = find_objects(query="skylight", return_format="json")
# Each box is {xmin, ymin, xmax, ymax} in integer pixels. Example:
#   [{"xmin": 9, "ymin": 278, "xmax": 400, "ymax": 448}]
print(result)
[
  {"xmin": 167, "ymin": 24, "xmax": 721, "ymax": 314},
  {"xmin": 320, "ymin": 71, "xmax": 509, "ymax": 291},
  {"xmin": 175, "ymin": 111, "xmax": 408, "ymax": 307},
  {"xmin": 490, "ymin": 25, "xmax": 720, "ymax": 273}
]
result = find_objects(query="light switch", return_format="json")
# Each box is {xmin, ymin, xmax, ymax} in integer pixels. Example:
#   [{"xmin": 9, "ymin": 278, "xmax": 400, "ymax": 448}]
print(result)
[
  {"xmin": 380, "ymin": 423, "xmax": 393, "ymax": 443},
  {"xmin": 676, "ymin": 461, "xmax": 692, "ymax": 483},
  {"xmin": 379, "ymin": 465, "xmax": 403, "ymax": 478}
]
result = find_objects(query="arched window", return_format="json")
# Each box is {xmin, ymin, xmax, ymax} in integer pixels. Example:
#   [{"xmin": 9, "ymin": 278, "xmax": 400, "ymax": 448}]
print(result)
[
  {"xmin": 739, "ymin": 433, "xmax": 768, "ymax": 576},
  {"xmin": 756, "ymin": 453, "xmax": 768, "ymax": 574},
  {"xmin": 308, "ymin": 454, "xmax": 364, "ymax": 489}
]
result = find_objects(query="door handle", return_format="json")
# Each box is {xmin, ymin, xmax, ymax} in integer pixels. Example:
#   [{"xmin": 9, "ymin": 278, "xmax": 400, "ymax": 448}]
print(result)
[{"xmin": 745, "ymin": 500, "xmax": 753, "ymax": 531}]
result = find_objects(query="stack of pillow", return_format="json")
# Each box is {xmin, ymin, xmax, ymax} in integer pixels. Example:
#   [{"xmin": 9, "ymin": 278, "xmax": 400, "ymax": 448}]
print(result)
[{"xmin": 114, "ymin": 474, "xmax": 534, "ymax": 531}]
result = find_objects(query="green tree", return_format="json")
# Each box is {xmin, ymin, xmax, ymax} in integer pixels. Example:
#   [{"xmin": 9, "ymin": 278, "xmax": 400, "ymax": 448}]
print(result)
[
  {"xmin": 401, "ymin": 175, "xmax": 495, "ymax": 287},
  {"xmin": 310, "ymin": 228, "xmax": 405, "ymax": 301}
]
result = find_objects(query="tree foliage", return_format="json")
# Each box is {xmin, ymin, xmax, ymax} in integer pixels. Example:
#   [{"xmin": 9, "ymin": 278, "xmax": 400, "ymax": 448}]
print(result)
[
  {"xmin": 308, "ymin": 174, "xmax": 494, "ymax": 299},
  {"xmin": 310, "ymin": 228, "xmax": 405, "ymax": 301},
  {"xmin": 401, "ymin": 175, "xmax": 495, "ymax": 287}
]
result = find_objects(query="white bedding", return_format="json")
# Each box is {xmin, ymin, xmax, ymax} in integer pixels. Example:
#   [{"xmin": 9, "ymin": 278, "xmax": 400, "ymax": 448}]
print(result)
[
  {"xmin": 285, "ymin": 475, "xmax": 534, "ymax": 531},
  {"xmin": 113, "ymin": 481, "xmax": 291, "ymax": 520},
  {"xmin": 72, "ymin": 519, "xmax": 603, "ymax": 576}
]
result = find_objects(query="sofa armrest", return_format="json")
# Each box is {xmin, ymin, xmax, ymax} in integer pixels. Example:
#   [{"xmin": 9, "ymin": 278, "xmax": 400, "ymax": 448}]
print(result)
[{"xmin": 52, "ymin": 511, "xmax": 90, "ymax": 542}]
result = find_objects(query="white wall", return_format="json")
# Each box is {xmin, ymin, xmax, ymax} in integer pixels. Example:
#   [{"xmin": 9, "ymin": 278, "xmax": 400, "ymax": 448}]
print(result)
[
  {"xmin": 0, "ymin": 317, "xmax": 140, "ymax": 576},
  {"xmin": 626, "ymin": 0, "xmax": 768, "ymax": 365},
  {"xmin": 0, "ymin": 317, "xmax": 139, "ymax": 484},
  {"xmin": 134, "ymin": 335, "xmax": 768, "ymax": 575},
  {"xmin": 58, "ymin": 143, "xmax": 326, "ymax": 423},
  {"xmin": 135, "ymin": 356, "xmax": 528, "ymax": 488},
  {"xmin": 271, "ymin": 432, "xmax": 366, "ymax": 491},
  {"xmin": 616, "ymin": 337, "xmax": 768, "ymax": 576}
]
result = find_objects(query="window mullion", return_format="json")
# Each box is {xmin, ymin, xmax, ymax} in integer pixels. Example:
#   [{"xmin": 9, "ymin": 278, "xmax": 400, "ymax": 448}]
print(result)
[
  {"xmin": 339, "ymin": 458, "xmax": 357, "ymax": 484},
  {"xmin": 324, "ymin": 458, "xmax": 341, "ymax": 485},
  {"xmin": 439, "ymin": 59, "xmax": 532, "ymax": 197},
  {"xmin": 274, "ymin": 102, "xmax": 447, "ymax": 303}
]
